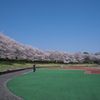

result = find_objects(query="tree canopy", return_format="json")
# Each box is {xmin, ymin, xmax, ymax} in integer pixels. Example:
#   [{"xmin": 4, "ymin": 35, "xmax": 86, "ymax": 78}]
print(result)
[{"xmin": 0, "ymin": 32, "xmax": 100, "ymax": 63}]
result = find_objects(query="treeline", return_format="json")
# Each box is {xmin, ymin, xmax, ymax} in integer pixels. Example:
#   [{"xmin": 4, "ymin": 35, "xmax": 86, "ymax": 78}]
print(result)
[{"xmin": 0, "ymin": 32, "xmax": 100, "ymax": 64}]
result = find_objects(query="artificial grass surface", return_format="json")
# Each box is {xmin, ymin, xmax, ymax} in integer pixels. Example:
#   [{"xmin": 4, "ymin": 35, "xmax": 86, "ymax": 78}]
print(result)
[{"xmin": 7, "ymin": 69, "xmax": 100, "ymax": 100}]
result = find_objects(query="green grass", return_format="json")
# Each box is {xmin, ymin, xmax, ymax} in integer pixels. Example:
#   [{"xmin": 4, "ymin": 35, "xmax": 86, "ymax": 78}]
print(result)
[
  {"xmin": 0, "ymin": 62, "xmax": 34, "ymax": 71},
  {"xmin": 37, "ymin": 63, "xmax": 96, "ymax": 67},
  {"xmin": 7, "ymin": 69, "xmax": 100, "ymax": 100},
  {"xmin": 0, "ymin": 61, "xmax": 97, "ymax": 71}
]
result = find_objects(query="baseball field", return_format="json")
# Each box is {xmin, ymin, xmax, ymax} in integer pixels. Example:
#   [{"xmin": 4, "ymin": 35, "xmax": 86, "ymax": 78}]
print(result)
[{"xmin": 7, "ymin": 68, "xmax": 100, "ymax": 100}]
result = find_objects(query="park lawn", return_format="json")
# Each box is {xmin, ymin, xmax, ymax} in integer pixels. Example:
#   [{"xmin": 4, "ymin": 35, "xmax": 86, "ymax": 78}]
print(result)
[
  {"xmin": 7, "ymin": 69, "xmax": 100, "ymax": 100},
  {"xmin": 0, "ymin": 62, "xmax": 33, "ymax": 71},
  {"xmin": 0, "ymin": 62, "xmax": 96, "ymax": 71}
]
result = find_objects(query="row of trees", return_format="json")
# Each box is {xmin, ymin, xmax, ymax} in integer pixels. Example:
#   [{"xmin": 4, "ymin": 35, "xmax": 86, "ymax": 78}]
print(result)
[{"xmin": 0, "ymin": 32, "xmax": 100, "ymax": 63}]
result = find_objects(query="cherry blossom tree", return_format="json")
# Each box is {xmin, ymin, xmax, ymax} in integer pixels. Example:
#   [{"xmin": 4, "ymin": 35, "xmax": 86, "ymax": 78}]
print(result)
[{"xmin": 0, "ymin": 32, "xmax": 100, "ymax": 64}]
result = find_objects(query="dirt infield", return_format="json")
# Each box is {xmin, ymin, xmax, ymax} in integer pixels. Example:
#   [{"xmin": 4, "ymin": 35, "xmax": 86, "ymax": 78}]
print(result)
[
  {"xmin": 61, "ymin": 66, "xmax": 100, "ymax": 74},
  {"xmin": 84, "ymin": 69, "xmax": 100, "ymax": 74}
]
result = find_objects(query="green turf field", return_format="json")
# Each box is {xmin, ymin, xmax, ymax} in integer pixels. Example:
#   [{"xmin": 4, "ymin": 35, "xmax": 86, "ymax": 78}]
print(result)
[{"xmin": 7, "ymin": 69, "xmax": 100, "ymax": 100}]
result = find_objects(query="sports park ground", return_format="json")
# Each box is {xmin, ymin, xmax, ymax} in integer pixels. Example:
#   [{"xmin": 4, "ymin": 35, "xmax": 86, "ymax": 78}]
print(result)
[{"xmin": 5, "ymin": 66, "xmax": 100, "ymax": 100}]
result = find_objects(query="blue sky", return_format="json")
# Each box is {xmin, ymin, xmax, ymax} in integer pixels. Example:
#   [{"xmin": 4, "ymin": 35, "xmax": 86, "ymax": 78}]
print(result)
[{"xmin": 0, "ymin": 0, "xmax": 100, "ymax": 53}]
